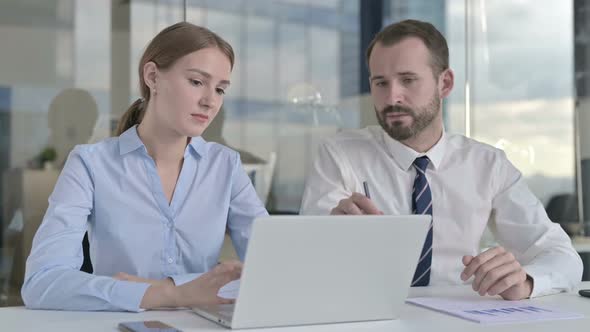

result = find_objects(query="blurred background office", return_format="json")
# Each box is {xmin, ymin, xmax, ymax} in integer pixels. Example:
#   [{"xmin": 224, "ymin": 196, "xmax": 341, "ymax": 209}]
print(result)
[{"xmin": 0, "ymin": 0, "xmax": 589, "ymax": 307}]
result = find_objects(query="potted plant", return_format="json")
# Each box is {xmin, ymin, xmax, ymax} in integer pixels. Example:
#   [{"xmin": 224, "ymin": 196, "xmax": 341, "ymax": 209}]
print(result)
[{"xmin": 39, "ymin": 147, "xmax": 57, "ymax": 170}]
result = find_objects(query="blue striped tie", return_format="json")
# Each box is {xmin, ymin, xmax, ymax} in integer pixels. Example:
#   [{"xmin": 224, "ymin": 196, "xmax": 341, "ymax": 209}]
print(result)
[{"xmin": 411, "ymin": 156, "xmax": 433, "ymax": 287}]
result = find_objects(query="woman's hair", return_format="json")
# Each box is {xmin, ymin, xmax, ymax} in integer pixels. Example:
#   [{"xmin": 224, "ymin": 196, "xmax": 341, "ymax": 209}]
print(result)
[{"xmin": 116, "ymin": 22, "xmax": 235, "ymax": 136}]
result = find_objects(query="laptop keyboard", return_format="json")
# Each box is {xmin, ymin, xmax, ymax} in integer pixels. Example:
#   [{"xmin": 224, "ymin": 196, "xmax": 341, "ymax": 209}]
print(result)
[{"xmin": 217, "ymin": 304, "xmax": 235, "ymax": 319}]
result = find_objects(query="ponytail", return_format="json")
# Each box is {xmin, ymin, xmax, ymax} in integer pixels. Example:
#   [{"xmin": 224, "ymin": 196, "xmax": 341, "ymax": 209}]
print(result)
[{"xmin": 116, "ymin": 98, "xmax": 145, "ymax": 136}]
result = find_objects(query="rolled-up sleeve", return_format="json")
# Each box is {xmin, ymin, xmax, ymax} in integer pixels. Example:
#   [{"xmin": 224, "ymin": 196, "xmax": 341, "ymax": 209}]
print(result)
[{"xmin": 490, "ymin": 152, "xmax": 583, "ymax": 298}]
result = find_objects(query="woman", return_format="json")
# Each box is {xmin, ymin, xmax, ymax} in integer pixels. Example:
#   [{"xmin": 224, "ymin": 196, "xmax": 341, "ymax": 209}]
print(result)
[{"xmin": 21, "ymin": 22, "xmax": 267, "ymax": 311}]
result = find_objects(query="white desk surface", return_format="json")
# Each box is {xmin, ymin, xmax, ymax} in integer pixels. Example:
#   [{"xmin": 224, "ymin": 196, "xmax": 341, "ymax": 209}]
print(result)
[{"xmin": 1, "ymin": 282, "xmax": 589, "ymax": 332}]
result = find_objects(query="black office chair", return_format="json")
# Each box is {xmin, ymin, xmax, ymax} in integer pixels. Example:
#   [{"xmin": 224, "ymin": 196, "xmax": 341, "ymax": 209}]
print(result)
[
  {"xmin": 545, "ymin": 193, "xmax": 578, "ymax": 224},
  {"xmin": 80, "ymin": 232, "xmax": 93, "ymax": 273}
]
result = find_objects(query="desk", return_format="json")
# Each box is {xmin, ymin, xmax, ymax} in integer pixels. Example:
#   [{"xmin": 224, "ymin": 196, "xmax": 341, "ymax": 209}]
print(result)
[{"xmin": 1, "ymin": 282, "xmax": 589, "ymax": 332}]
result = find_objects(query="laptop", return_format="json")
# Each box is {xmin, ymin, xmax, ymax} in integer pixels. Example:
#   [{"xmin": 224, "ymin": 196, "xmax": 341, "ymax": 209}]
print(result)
[{"xmin": 192, "ymin": 215, "xmax": 431, "ymax": 329}]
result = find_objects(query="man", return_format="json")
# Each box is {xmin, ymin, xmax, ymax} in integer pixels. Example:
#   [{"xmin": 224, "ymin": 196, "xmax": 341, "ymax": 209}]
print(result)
[{"xmin": 300, "ymin": 19, "xmax": 582, "ymax": 300}]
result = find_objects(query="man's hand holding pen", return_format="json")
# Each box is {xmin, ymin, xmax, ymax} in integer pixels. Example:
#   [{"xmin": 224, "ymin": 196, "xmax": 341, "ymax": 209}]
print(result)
[{"xmin": 330, "ymin": 182, "xmax": 383, "ymax": 215}]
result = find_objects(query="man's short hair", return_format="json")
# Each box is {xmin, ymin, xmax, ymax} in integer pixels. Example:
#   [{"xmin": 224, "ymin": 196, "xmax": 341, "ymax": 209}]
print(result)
[{"xmin": 366, "ymin": 19, "xmax": 449, "ymax": 77}]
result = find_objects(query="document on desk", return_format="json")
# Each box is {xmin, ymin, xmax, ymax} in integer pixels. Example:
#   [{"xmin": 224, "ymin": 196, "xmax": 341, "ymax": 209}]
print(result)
[
  {"xmin": 218, "ymin": 280, "xmax": 240, "ymax": 299},
  {"xmin": 406, "ymin": 296, "xmax": 583, "ymax": 324}
]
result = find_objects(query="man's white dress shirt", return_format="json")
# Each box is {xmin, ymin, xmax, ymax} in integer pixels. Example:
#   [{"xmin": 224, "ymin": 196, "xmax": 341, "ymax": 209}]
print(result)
[{"xmin": 300, "ymin": 126, "xmax": 582, "ymax": 297}]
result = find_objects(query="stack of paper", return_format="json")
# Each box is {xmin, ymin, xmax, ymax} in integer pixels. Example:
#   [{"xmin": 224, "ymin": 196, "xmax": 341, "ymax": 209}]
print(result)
[{"xmin": 406, "ymin": 296, "xmax": 583, "ymax": 324}]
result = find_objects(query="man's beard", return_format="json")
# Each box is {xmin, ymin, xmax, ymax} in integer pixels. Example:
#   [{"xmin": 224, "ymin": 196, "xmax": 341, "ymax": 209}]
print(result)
[{"xmin": 375, "ymin": 92, "xmax": 440, "ymax": 141}]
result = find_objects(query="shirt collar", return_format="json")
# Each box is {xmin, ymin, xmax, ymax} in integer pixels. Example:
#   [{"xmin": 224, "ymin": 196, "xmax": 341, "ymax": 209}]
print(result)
[
  {"xmin": 187, "ymin": 135, "xmax": 208, "ymax": 158},
  {"xmin": 118, "ymin": 125, "xmax": 208, "ymax": 158},
  {"xmin": 118, "ymin": 125, "xmax": 145, "ymax": 155},
  {"xmin": 381, "ymin": 128, "xmax": 447, "ymax": 171}
]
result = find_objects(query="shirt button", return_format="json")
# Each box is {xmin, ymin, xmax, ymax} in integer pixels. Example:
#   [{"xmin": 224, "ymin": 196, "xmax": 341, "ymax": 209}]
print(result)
[{"xmin": 167, "ymin": 257, "xmax": 174, "ymax": 263}]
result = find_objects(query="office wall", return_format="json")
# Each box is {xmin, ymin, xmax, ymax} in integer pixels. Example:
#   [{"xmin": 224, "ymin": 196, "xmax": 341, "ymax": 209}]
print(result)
[{"xmin": 0, "ymin": 0, "xmax": 586, "ymax": 308}]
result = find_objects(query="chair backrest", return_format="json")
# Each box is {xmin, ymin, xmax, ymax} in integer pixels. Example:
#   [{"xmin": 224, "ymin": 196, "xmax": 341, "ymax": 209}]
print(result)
[
  {"xmin": 545, "ymin": 193, "xmax": 577, "ymax": 223},
  {"xmin": 80, "ymin": 232, "xmax": 93, "ymax": 273},
  {"xmin": 243, "ymin": 152, "xmax": 276, "ymax": 205}
]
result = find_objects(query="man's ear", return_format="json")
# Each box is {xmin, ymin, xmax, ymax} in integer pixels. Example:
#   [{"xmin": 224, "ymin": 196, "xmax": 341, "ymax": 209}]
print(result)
[
  {"xmin": 439, "ymin": 68, "xmax": 454, "ymax": 99},
  {"xmin": 143, "ymin": 61, "xmax": 158, "ymax": 92}
]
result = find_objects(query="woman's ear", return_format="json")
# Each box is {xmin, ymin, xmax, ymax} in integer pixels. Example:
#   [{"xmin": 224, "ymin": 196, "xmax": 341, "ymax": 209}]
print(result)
[
  {"xmin": 143, "ymin": 61, "xmax": 158, "ymax": 93},
  {"xmin": 439, "ymin": 68, "xmax": 454, "ymax": 99}
]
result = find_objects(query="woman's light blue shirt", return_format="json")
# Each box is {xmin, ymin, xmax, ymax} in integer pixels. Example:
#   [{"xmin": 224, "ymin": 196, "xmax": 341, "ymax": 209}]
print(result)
[{"xmin": 21, "ymin": 125, "xmax": 268, "ymax": 311}]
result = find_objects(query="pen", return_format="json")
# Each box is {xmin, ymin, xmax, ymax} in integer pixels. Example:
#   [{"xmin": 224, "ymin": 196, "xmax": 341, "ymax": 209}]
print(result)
[{"xmin": 362, "ymin": 181, "xmax": 371, "ymax": 199}]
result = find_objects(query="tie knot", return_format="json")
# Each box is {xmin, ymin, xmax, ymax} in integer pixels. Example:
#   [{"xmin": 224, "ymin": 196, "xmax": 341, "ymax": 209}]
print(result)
[{"xmin": 413, "ymin": 156, "xmax": 430, "ymax": 172}]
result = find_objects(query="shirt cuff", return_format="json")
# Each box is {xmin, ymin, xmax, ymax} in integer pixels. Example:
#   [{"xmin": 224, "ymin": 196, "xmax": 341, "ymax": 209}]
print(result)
[
  {"xmin": 168, "ymin": 273, "xmax": 204, "ymax": 286},
  {"xmin": 111, "ymin": 280, "xmax": 151, "ymax": 312},
  {"xmin": 523, "ymin": 265, "xmax": 560, "ymax": 298}
]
